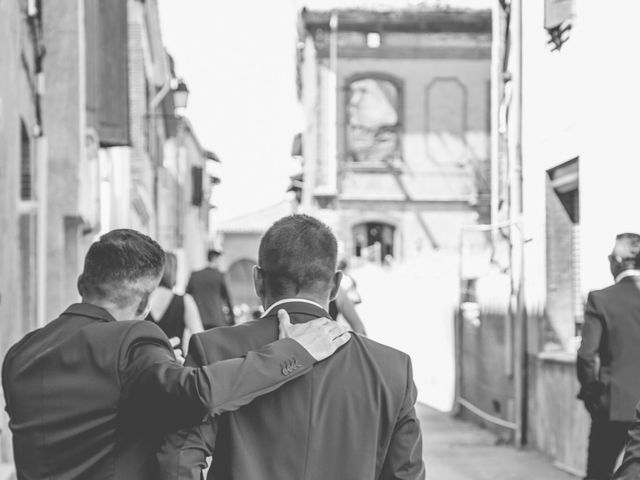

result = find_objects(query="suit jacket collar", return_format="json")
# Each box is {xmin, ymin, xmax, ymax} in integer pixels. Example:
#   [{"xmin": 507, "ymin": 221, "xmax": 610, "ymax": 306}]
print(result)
[
  {"xmin": 62, "ymin": 303, "xmax": 117, "ymax": 323},
  {"xmin": 261, "ymin": 299, "xmax": 331, "ymax": 323},
  {"xmin": 616, "ymin": 269, "xmax": 640, "ymax": 283}
]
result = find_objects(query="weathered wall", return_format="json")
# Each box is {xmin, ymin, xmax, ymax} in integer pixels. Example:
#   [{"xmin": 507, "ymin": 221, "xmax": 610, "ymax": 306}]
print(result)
[
  {"xmin": 517, "ymin": 0, "xmax": 640, "ymax": 468},
  {"xmin": 0, "ymin": 0, "xmax": 39, "ymax": 471},
  {"xmin": 302, "ymin": 25, "xmax": 491, "ymax": 260},
  {"xmin": 42, "ymin": 0, "xmax": 89, "ymax": 317}
]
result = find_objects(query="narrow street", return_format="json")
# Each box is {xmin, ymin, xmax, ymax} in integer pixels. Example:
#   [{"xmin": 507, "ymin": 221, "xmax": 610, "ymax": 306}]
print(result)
[
  {"xmin": 354, "ymin": 259, "xmax": 578, "ymax": 479},
  {"xmin": 419, "ymin": 405, "xmax": 576, "ymax": 479}
]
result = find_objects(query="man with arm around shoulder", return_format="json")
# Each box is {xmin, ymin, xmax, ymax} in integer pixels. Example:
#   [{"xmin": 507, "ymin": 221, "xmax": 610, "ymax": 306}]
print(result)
[{"xmin": 2, "ymin": 228, "xmax": 349, "ymax": 480}]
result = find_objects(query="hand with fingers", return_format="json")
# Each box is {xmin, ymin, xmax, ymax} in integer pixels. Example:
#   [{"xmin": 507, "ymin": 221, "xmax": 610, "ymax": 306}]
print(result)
[
  {"xmin": 277, "ymin": 309, "xmax": 351, "ymax": 362},
  {"xmin": 168, "ymin": 336, "xmax": 185, "ymax": 365}
]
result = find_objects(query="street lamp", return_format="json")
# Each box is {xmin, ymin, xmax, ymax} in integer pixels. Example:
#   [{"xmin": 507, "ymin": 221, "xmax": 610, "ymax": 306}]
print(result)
[{"xmin": 173, "ymin": 79, "xmax": 189, "ymax": 110}]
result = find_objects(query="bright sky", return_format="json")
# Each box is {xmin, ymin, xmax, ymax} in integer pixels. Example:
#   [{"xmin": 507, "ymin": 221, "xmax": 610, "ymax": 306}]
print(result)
[{"xmin": 158, "ymin": 0, "xmax": 491, "ymax": 222}]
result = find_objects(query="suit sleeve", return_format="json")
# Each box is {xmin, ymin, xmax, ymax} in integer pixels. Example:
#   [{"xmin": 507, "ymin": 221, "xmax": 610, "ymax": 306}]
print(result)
[
  {"xmin": 614, "ymin": 402, "xmax": 640, "ymax": 479},
  {"xmin": 158, "ymin": 335, "xmax": 219, "ymax": 480},
  {"xmin": 379, "ymin": 357, "xmax": 426, "ymax": 480},
  {"xmin": 577, "ymin": 292, "xmax": 604, "ymax": 398},
  {"xmin": 120, "ymin": 322, "xmax": 315, "ymax": 425}
]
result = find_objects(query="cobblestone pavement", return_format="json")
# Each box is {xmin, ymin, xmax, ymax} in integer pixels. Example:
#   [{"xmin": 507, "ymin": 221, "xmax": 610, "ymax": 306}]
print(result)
[{"xmin": 418, "ymin": 404, "xmax": 577, "ymax": 480}]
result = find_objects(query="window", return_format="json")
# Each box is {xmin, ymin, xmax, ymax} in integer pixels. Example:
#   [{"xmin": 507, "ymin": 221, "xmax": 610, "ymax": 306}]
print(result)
[
  {"xmin": 20, "ymin": 121, "xmax": 32, "ymax": 200},
  {"xmin": 346, "ymin": 76, "xmax": 401, "ymax": 164},
  {"xmin": 365, "ymin": 32, "xmax": 381, "ymax": 48},
  {"xmin": 191, "ymin": 166, "xmax": 203, "ymax": 206},
  {"xmin": 545, "ymin": 158, "xmax": 581, "ymax": 345}
]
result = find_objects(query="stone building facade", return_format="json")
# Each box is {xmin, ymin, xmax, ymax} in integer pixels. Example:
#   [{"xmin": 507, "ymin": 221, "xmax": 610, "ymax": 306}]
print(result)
[
  {"xmin": 455, "ymin": 0, "xmax": 640, "ymax": 475},
  {"xmin": 0, "ymin": 1, "xmax": 216, "ymax": 474},
  {"xmin": 296, "ymin": 8, "xmax": 491, "ymax": 262},
  {"xmin": 0, "ymin": 1, "xmax": 45, "ymax": 473}
]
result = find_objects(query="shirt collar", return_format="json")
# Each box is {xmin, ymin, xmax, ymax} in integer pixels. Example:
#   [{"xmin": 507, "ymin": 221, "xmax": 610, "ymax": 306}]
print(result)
[
  {"xmin": 261, "ymin": 298, "xmax": 325, "ymax": 318},
  {"xmin": 62, "ymin": 303, "xmax": 117, "ymax": 322},
  {"xmin": 616, "ymin": 269, "xmax": 640, "ymax": 283}
]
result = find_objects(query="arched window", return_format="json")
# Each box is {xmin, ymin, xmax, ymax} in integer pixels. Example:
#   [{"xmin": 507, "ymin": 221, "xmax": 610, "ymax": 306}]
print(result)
[
  {"xmin": 346, "ymin": 76, "xmax": 401, "ymax": 164},
  {"xmin": 352, "ymin": 222, "xmax": 396, "ymax": 263}
]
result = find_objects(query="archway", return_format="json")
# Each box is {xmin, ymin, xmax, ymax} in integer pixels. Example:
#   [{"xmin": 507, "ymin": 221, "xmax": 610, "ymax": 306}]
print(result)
[{"xmin": 352, "ymin": 222, "xmax": 396, "ymax": 263}]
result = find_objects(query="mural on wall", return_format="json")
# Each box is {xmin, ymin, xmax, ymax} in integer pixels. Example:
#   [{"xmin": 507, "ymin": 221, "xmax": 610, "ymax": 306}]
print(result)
[{"xmin": 347, "ymin": 77, "xmax": 401, "ymax": 164}]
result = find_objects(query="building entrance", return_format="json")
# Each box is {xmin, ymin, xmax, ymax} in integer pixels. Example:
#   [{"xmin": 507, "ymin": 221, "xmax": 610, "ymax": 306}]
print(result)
[{"xmin": 353, "ymin": 222, "xmax": 395, "ymax": 263}]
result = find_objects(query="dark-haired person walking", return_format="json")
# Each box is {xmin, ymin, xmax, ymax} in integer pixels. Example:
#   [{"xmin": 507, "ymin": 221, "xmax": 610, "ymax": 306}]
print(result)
[
  {"xmin": 159, "ymin": 215, "xmax": 425, "ymax": 480},
  {"xmin": 186, "ymin": 249, "xmax": 235, "ymax": 328},
  {"xmin": 148, "ymin": 251, "xmax": 204, "ymax": 352},
  {"xmin": 1, "ymin": 229, "xmax": 350, "ymax": 480},
  {"xmin": 578, "ymin": 233, "xmax": 640, "ymax": 480}
]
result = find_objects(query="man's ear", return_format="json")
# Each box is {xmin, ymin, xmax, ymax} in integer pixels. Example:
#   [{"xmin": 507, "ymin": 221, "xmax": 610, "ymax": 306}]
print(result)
[
  {"xmin": 329, "ymin": 271, "xmax": 343, "ymax": 301},
  {"xmin": 135, "ymin": 291, "xmax": 151, "ymax": 319},
  {"xmin": 253, "ymin": 266, "xmax": 266, "ymax": 299}
]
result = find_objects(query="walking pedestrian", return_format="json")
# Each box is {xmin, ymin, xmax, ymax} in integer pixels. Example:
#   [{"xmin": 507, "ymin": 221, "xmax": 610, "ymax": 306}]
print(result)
[
  {"xmin": 158, "ymin": 214, "xmax": 423, "ymax": 480},
  {"xmin": 577, "ymin": 233, "xmax": 640, "ymax": 480},
  {"xmin": 1, "ymin": 229, "xmax": 350, "ymax": 479},
  {"xmin": 328, "ymin": 257, "xmax": 367, "ymax": 335},
  {"xmin": 148, "ymin": 251, "xmax": 204, "ymax": 352},
  {"xmin": 186, "ymin": 249, "xmax": 235, "ymax": 328}
]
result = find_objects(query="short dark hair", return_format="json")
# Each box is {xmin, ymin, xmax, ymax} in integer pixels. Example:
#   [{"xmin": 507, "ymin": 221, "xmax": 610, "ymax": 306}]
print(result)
[
  {"xmin": 258, "ymin": 214, "xmax": 337, "ymax": 297},
  {"xmin": 78, "ymin": 229, "xmax": 165, "ymax": 307},
  {"xmin": 207, "ymin": 249, "xmax": 221, "ymax": 262}
]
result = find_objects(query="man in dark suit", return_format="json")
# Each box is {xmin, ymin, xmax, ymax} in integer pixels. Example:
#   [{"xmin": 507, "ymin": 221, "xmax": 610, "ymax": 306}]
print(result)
[
  {"xmin": 158, "ymin": 214, "xmax": 425, "ymax": 480},
  {"xmin": 186, "ymin": 249, "xmax": 235, "ymax": 328},
  {"xmin": 614, "ymin": 403, "xmax": 640, "ymax": 479},
  {"xmin": 1, "ymin": 229, "xmax": 350, "ymax": 480},
  {"xmin": 577, "ymin": 233, "xmax": 640, "ymax": 480}
]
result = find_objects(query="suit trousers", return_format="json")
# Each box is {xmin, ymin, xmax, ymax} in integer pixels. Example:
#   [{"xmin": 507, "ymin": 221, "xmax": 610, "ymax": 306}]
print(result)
[{"xmin": 585, "ymin": 414, "xmax": 631, "ymax": 480}]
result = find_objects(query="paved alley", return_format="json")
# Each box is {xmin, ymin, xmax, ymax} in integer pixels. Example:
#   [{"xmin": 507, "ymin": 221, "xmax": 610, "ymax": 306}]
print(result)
[{"xmin": 419, "ymin": 404, "xmax": 577, "ymax": 480}]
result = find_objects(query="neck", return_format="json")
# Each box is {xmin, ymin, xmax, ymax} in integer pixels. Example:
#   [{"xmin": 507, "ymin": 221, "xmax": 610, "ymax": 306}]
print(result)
[
  {"xmin": 615, "ymin": 268, "xmax": 640, "ymax": 282},
  {"xmin": 81, "ymin": 298, "xmax": 138, "ymax": 321},
  {"xmin": 263, "ymin": 292, "xmax": 329, "ymax": 311}
]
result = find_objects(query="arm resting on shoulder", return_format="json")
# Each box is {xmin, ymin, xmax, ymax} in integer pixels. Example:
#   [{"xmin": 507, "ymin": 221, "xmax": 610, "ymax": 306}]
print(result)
[
  {"xmin": 379, "ymin": 357, "xmax": 425, "ymax": 480},
  {"xmin": 120, "ymin": 322, "xmax": 315, "ymax": 425}
]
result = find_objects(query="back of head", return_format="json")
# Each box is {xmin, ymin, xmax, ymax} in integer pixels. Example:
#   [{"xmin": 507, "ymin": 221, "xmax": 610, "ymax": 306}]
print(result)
[
  {"xmin": 78, "ymin": 229, "xmax": 165, "ymax": 308},
  {"xmin": 611, "ymin": 232, "xmax": 640, "ymax": 271},
  {"xmin": 207, "ymin": 248, "xmax": 222, "ymax": 263},
  {"xmin": 258, "ymin": 214, "xmax": 337, "ymax": 298}
]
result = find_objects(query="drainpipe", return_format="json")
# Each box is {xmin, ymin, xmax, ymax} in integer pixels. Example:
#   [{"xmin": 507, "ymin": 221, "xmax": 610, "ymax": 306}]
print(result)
[
  {"xmin": 509, "ymin": 0, "xmax": 527, "ymax": 448},
  {"xmin": 490, "ymin": 1, "xmax": 501, "ymax": 245}
]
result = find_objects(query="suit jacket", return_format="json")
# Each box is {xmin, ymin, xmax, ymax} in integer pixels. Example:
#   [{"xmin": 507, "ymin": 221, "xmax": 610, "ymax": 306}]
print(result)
[
  {"xmin": 158, "ymin": 300, "xmax": 425, "ymax": 480},
  {"xmin": 1, "ymin": 303, "xmax": 314, "ymax": 480},
  {"xmin": 577, "ymin": 276, "xmax": 640, "ymax": 421},
  {"xmin": 613, "ymin": 402, "xmax": 640, "ymax": 479},
  {"xmin": 186, "ymin": 267, "xmax": 234, "ymax": 328}
]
